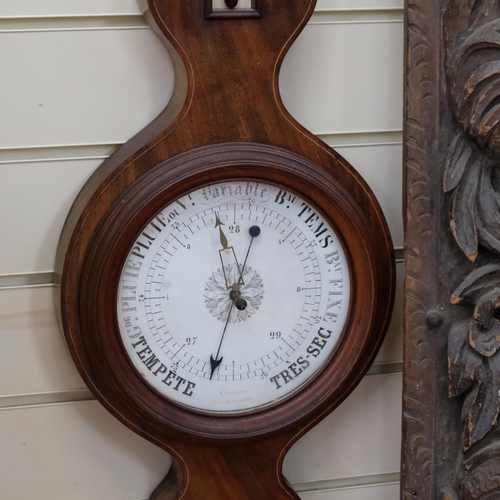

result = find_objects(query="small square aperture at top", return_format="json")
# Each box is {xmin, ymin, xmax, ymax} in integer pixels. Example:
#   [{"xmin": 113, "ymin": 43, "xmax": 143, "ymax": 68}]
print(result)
[{"xmin": 205, "ymin": 0, "xmax": 262, "ymax": 19}]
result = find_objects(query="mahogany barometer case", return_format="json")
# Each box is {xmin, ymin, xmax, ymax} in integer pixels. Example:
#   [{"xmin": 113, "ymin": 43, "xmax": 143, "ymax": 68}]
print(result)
[{"xmin": 55, "ymin": 1, "xmax": 395, "ymax": 498}]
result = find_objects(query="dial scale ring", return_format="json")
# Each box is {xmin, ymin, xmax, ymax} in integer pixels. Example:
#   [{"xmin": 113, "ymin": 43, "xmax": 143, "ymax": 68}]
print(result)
[
  {"xmin": 74, "ymin": 142, "xmax": 385, "ymax": 439},
  {"xmin": 117, "ymin": 180, "xmax": 350, "ymax": 414}
]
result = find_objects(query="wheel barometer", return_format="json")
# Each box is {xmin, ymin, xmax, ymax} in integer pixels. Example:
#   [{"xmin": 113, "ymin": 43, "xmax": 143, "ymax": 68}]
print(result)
[{"xmin": 55, "ymin": 0, "xmax": 395, "ymax": 498}]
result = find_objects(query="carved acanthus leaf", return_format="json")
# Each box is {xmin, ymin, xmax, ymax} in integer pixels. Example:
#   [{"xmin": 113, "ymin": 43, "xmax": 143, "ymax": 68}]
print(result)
[
  {"xmin": 443, "ymin": 134, "xmax": 472, "ymax": 193},
  {"xmin": 448, "ymin": 154, "xmax": 481, "ymax": 261},
  {"xmin": 445, "ymin": 3, "xmax": 500, "ymax": 260},
  {"xmin": 449, "ymin": 320, "xmax": 500, "ymax": 450},
  {"xmin": 476, "ymin": 165, "xmax": 500, "ymax": 253},
  {"xmin": 449, "ymin": 265, "xmax": 500, "ymax": 449},
  {"xmin": 451, "ymin": 264, "xmax": 500, "ymax": 355},
  {"xmin": 459, "ymin": 435, "xmax": 500, "ymax": 499}
]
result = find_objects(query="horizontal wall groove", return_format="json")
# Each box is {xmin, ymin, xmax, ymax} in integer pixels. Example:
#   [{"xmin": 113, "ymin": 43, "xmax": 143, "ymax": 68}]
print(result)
[
  {"xmin": 0, "ymin": 390, "xmax": 95, "ymax": 410},
  {"xmin": 291, "ymin": 471, "xmax": 400, "ymax": 493},
  {"xmin": 0, "ymin": 272, "xmax": 54, "ymax": 289},
  {"xmin": 367, "ymin": 362, "xmax": 402, "ymax": 376},
  {"xmin": 318, "ymin": 130, "xmax": 403, "ymax": 148},
  {"xmin": 395, "ymin": 247, "xmax": 403, "ymax": 262},
  {"xmin": 0, "ymin": 131, "xmax": 402, "ymax": 164},
  {"xmin": 0, "ymin": 15, "xmax": 148, "ymax": 33},
  {"xmin": 310, "ymin": 8, "xmax": 403, "ymax": 25},
  {"xmin": 0, "ymin": 8, "xmax": 404, "ymax": 32},
  {"xmin": 0, "ymin": 143, "xmax": 120, "ymax": 164}
]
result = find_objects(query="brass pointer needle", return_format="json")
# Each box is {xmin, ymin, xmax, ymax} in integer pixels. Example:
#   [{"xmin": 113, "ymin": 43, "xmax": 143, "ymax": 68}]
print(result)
[
  {"xmin": 215, "ymin": 213, "xmax": 229, "ymax": 250},
  {"xmin": 215, "ymin": 213, "xmax": 243, "ymax": 288}
]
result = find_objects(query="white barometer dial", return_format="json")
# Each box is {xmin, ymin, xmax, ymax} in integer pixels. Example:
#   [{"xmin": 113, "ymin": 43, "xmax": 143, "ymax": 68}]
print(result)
[{"xmin": 117, "ymin": 181, "xmax": 350, "ymax": 414}]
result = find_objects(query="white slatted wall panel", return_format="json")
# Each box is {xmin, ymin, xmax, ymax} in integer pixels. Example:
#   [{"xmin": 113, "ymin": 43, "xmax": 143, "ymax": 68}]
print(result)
[{"xmin": 0, "ymin": 1, "xmax": 403, "ymax": 498}]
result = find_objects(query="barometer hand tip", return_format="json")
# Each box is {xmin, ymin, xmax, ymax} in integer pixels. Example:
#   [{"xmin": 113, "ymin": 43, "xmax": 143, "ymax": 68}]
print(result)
[
  {"xmin": 210, "ymin": 355, "xmax": 223, "ymax": 380},
  {"xmin": 215, "ymin": 212, "xmax": 231, "ymax": 252},
  {"xmin": 214, "ymin": 213, "xmax": 224, "ymax": 228}
]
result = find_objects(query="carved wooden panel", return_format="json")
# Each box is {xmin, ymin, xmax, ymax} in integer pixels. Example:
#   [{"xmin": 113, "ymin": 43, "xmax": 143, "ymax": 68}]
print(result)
[{"xmin": 403, "ymin": 0, "xmax": 500, "ymax": 498}]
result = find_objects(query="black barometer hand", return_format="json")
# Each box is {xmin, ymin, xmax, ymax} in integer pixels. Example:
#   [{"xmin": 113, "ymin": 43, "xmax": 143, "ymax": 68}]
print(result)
[{"xmin": 210, "ymin": 301, "xmax": 234, "ymax": 379}]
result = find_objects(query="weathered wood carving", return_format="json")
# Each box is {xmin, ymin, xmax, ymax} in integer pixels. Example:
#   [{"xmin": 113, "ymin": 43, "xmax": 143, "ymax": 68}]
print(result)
[
  {"xmin": 404, "ymin": 0, "xmax": 500, "ymax": 498},
  {"xmin": 445, "ymin": 0, "xmax": 500, "ymax": 261},
  {"xmin": 448, "ymin": 265, "xmax": 500, "ymax": 450},
  {"xmin": 444, "ymin": 2, "xmax": 500, "ymax": 497}
]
